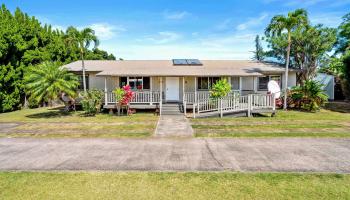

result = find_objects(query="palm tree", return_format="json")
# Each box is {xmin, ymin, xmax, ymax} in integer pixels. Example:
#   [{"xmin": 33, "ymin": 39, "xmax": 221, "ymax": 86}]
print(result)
[
  {"xmin": 65, "ymin": 26, "xmax": 99, "ymax": 92},
  {"xmin": 25, "ymin": 62, "xmax": 79, "ymax": 106},
  {"xmin": 265, "ymin": 9, "xmax": 308, "ymax": 109}
]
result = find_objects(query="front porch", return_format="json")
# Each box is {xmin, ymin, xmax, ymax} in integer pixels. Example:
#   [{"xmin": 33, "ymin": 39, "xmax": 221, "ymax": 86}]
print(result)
[{"xmin": 101, "ymin": 76, "xmax": 269, "ymax": 116}]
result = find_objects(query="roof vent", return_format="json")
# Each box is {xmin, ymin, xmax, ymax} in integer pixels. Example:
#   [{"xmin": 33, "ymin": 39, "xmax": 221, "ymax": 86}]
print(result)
[{"xmin": 172, "ymin": 59, "xmax": 202, "ymax": 66}]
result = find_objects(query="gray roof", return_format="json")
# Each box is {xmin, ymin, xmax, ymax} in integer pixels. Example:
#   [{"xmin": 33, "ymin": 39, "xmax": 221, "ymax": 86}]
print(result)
[{"xmin": 63, "ymin": 60, "xmax": 291, "ymax": 77}]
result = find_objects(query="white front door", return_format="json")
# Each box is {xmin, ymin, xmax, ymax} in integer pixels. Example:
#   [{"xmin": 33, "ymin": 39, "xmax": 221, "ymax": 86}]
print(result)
[{"xmin": 166, "ymin": 77, "xmax": 179, "ymax": 101}]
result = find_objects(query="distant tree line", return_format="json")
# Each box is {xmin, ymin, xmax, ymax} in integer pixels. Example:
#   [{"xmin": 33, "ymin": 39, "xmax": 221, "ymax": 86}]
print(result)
[{"xmin": 0, "ymin": 4, "xmax": 116, "ymax": 112}]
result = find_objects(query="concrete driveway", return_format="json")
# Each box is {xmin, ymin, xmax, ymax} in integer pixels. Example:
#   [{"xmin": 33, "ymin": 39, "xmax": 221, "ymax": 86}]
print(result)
[{"xmin": 0, "ymin": 138, "xmax": 350, "ymax": 173}]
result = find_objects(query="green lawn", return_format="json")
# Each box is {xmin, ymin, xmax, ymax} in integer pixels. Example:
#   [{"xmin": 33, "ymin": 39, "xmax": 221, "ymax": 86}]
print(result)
[
  {"xmin": 0, "ymin": 107, "xmax": 158, "ymax": 138},
  {"xmin": 191, "ymin": 108, "xmax": 350, "ymax": 138},
  {"xmin": 0, "ymin": 172, "xmax": 349, "ymax": 200}
]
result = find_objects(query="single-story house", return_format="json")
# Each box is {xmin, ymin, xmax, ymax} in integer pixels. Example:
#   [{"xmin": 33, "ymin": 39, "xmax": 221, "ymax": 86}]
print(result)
[{"xmin": 63, "ymin": 59, "xmax": 297, "ymax": 112}]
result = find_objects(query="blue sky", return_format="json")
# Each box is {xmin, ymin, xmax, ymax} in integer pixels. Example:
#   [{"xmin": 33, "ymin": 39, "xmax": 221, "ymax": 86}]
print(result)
[{"xmin": 3, "ymin": 0, "xmax": 350, "ymax": 59}]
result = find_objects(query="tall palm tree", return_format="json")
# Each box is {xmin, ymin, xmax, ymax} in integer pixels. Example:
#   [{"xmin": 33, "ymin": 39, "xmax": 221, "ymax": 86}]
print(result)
[
  {"xmin": 65, "ymin": 27, "xmax": 99, "ymax": 92},
  {"xmin": 25, "ymin": 62, "xmax": 79, "ymax": 106},
  {"xmin": 265, "ymin": 9, "xmax": 308, "ymax": 109}
]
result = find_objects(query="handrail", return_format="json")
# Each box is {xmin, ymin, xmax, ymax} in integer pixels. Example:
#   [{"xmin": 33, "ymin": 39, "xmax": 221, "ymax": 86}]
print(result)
[
  {"xmin": 194, "ymin": 93, "xmax": 275, "ymax": 118},
  {"xmin": 184, "ymin": 90, "xmax": 240, "ymax": 104}
]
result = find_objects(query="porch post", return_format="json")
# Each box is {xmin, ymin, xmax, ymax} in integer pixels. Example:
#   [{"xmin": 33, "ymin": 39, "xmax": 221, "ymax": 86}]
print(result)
[
  {"xmin": 160, "ymin": 77, "xmax": 163, "ymax": 116},
  {"xmin": 182, "ymin": 77, "xmax": 185, "ymax": 103},
  {"xmin": 150, "ymin": 77, "xmax": 153, "ymax": 105},
  {"xmin": 239, "ymin": 77, "xmax": 242, "ymax": 95},
  {"xmin": 220, "ymin": 98, "xmax": 223, "ymax": 118},
  {"xmin": 194, "ymin": 76, "xmax": 197, "ymax": 104},
  {"xmin": 228, "ymin": 76, "xmax": 232, "ymax": 90},
  {"xmin": 104, "ymin": 76, "xmax": 108, "ymax": 106},
  {"xmin": 183, "ymin": 77, "xmax": 186, "ymax": 116},
  {"xmin": 272, "ymin": 93, "xmax": 276, "ymax": 111},
  {"xmin": 253, "ymin": 77, "xmax": 257, "ymax": 93},
  {"xmin": 247, "ymin": 94, "xmax": 252, "ymax": 117}
]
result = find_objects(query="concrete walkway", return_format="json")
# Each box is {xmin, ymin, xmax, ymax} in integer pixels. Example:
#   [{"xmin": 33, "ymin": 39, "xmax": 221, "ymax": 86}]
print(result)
[
  {"xmin": 1, "ymin": 138, "xmax": 350, "ymax": 172},
  {"xmin": 155, "ymin": 115, "xmax": 193, "ymax": 137}
]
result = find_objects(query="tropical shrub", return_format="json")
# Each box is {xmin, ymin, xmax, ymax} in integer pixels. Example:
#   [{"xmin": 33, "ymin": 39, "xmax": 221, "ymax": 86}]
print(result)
[
  {"xmin": 341, "ymin": 51, "xmax": 350, "ymax": 100},
  {"xmin": 290, "ymin": 80, "xmax": 328, "ymax": 112},
  {"xmin": 114, "ymin": 88, "xmax": 125, "ymax": 104},
  {"xmin": 24, "ymin": 61, "xmax": 79, "ymax": 106},
  {"xmin": 117, "ymin": 85, "xmax": 134, "ymax": 105},
  {"xmin": 80, "ymin": 89, "xmax": 104, "ymax": 116},
  {"xmin": 113, "ymin": 85, "xmax": 134, "ymax": 115},
  {"xmin": 210, "ymin": 79, "xmax": 231, "ymax": 98}
]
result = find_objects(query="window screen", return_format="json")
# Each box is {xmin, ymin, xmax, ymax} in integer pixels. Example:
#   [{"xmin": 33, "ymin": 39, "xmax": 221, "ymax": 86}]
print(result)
[
  {"xmin": 143, "ymin": 77, "xmax": 150, "ymax": 89},
  {"xmin": 209, "ymin": 77, "xmax": 220, "ymax": 89},
  {"xmin": 120, "ymin": 77, "xmax": 127, "ymax": 87},
  {"xmin": 258, "ymin": 76, "xmax": 269, "ymax": 90},
  {"xmin": 198, "ymin": 77, "xmax": 209, "ymax": 90},
  {"xmin": 231, "ymin": 77, "xmax": 240, "ymax": 90},
  {"xmin": 78, "ymin": 75, "xmax": 89, "ymax": 90}
]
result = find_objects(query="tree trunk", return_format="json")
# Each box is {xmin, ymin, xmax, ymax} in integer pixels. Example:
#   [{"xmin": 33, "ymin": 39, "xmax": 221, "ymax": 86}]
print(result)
[
  {"xmin": 284, "ymin": 32, "xmax": 291, "ymax": 110},
  {"xmin": 81, "ymin": 48, "xmax": 87, "ymax": 93}
]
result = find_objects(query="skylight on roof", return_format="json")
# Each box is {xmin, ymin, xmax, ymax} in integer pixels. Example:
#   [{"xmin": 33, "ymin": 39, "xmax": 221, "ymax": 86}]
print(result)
[{"xmin": 172, "ymin": 59, "xmax": 202, "ymax": 66}]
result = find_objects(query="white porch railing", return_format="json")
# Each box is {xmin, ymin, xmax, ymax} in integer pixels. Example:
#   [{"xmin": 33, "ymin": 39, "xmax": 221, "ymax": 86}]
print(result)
[
  {"xmin": 106, "ymin": 91, "xmax": 161, "ymax": 104},
  {"xmin": 251, "ymin": 94, "xmax": 274, "ymax": 109},
  {"xmin": 193, "ymin": 93, "xmax": 275, "ymax": 118},
  {"xmin": 184, "ymin": 90, "xmax": 240, "ymax": 104}
]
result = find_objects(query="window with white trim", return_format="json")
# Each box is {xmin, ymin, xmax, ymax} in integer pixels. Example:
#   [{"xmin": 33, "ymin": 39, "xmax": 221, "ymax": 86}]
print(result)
[
  {"xmin": 119, "ymin": 77, "xmax": 150, "ymax": 90},
  {"xmin": 231, "ymin": 77, "xmax": 240, "ymax": 90},
  {"xmin": 197, "ymin": 77, "xmax": 220, "ymax": 90},
  {"xmin": 258, "ymin": 75, "xmax": 281, "ymax": 91},
  {"xmin": 77, "ymin": 75, "xmax": 89, "ymax": 90}
]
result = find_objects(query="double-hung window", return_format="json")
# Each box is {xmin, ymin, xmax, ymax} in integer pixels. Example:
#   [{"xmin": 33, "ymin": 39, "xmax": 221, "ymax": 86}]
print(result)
[
  {"xmin": 258, "ymin": 75, "xmax": 281, "ymax": 91},
  {"xmin": 119, "ymin": 77, "xmax": 150, "ymax": 90},
  {"xmin": 197, "ymin": 77, "xmax": 220, "ymax": 90},
  {"xmin": 77, "ymin": 75, "xmax": 89, "ymax": 90}
]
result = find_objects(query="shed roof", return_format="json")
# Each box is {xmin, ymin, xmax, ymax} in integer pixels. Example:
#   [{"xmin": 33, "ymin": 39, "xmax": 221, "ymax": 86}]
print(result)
[{"xmin": 63, "ymin": 60, "xmax": 291, "ymax": 76}]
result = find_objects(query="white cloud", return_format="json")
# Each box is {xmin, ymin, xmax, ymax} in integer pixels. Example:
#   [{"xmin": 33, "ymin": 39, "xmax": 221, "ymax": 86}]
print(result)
[
  {"xmin": 201, "ymin": 33, "xmax": 257, "ymax": 48},
  {"xmin": 163, "ymin": 10, "xmax": 190, "ymax": 20},
  {"xmin": 310, "ymin": 13, "xmax": 343, "ymax": 27},
  {"xmin": 192, "ymin": 32, "xmax": 199, "ymax": 36},
  {"xmin": 236, "ymin": 13, "xmax": 269, "ymax": 31},
  {"xmin": 142, "ymin": 31, "xmax": 182, "ymax": 44},
  {"xmin": 88, "ymin": 23, "xmax": 126, "ymax": 40},
  {"xmin": 215, "ymin": 19, "xmax": 232, "ymax": 31}
]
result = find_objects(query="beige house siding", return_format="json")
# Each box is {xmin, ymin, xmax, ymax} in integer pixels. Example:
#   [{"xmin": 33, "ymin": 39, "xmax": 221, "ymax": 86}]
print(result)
[
  {"xmin": 241, "ymin": 77, "xmax": 255, "ymax": 91},
  {"xmin": 279, "ymin": 71, "xmax": 297, "ymax": 89},
  {"xmin": 184, "ymin": 77, "xmax": 195, "ymax": 92},
  {"xmin": 86, "ymin": 73, "xmax": 298, "ymax": 101},
  {"xmin": 88, "ymin": 73, "xmax": 118, "ymax": 92}
]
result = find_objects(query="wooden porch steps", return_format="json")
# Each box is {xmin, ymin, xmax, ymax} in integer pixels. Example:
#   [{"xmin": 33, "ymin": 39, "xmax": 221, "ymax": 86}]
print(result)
[{"xmin": 161, "ymin": 103, "xmax": 182, "ymax": 115}]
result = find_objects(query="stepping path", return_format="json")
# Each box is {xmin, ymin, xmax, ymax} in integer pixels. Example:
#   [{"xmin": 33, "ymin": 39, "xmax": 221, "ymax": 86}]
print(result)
[{"xmin": 155, "ymin": 115, "xmax": 193, "ymax": 137}]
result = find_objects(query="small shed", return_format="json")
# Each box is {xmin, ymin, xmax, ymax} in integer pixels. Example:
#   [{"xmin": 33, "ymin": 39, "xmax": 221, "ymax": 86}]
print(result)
[{"xmin": 315, "ymin": 73, "xmax": 335, "ymax": 100}]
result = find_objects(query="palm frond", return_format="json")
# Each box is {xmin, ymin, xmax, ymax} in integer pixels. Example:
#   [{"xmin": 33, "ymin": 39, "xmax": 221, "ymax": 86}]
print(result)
[{"xmin": 24, "ymin": 61, "xmax": 79, "ymax": 104}]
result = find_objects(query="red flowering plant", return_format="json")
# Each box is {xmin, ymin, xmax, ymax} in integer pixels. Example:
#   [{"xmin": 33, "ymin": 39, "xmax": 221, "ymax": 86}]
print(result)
[
  {"xmin": 120, "ymin": 85, "xmax": 134, "ymax": 105},
  {"xmin": 114, "ymin": 85, "xmax": 134, "ymax": 115}
]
